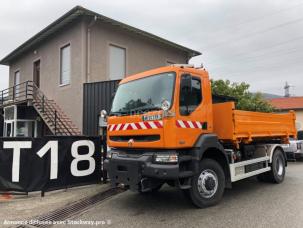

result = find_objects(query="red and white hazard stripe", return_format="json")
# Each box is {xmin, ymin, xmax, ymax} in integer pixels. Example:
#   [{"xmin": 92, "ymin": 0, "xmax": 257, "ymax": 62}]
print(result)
[
  {"xmin": 176, "ymin": 120, "xmax": 203, "ymax": 129},
  {"xmin": 108, "ymin": 121, "xmax": 163, "ymax": 131}
]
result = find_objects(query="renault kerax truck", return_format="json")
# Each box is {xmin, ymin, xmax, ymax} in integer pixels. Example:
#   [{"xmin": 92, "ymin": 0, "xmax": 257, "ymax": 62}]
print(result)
[{"xmin": 104, "ymin": 65, "xmax": 296, "ymax": 208}]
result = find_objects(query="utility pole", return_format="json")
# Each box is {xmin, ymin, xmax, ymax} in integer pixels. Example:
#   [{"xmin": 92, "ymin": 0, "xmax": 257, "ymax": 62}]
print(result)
[
  {"xmin": 284, "ymin": 82, "xmax": 295, "ymax": 97},
  {"xmin": 284, "ymin": 82, "xmax": 290, "ymax": 97}
]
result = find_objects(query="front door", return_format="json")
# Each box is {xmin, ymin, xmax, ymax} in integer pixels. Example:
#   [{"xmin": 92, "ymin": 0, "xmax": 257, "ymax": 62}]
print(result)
[
  {"xmin": 4, "ymin": 121, "xmax": 14, "ymax": 137},
  {"xmin": 33, "ymin": 60, "xmax": 40, "ymax": 87},
  {"xmin": 14, "ymin": 71, "xmax": 20, "ymax": 99},
  {"xmin": 175, "ymin": 72, "xmax": 212, "ymax": 148}
]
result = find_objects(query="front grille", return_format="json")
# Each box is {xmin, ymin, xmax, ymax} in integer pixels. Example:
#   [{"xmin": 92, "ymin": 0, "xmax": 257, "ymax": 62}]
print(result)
[{"xmin": 110, "ymin": 135, "xmax": 160, "ymax": 142}]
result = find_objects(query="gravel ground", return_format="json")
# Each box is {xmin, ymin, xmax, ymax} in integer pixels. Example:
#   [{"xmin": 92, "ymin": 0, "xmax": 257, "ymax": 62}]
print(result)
[
  {"xmin": 2, "ymin": 162, "xmax": 303, "ymax": 228},
  {"xmin": 72, "ymin": 162, "xmax": 303, "ymax": 228},
  {"xmin": 0, "ymin": 184, "xmax": 108, "ymax": 226}
]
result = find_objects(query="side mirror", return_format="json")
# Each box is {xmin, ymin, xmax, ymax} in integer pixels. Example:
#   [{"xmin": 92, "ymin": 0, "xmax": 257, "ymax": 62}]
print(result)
[
  {"xmin": 99, "ymin": 110, "xmax": 108, "ymax": 128},
  {"xmin": 100, "ymin": 110, "xmax": 107, "ymax": 118}
]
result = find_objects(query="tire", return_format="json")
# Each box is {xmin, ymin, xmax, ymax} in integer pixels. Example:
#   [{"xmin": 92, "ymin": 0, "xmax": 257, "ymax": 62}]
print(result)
[
  {"xmin": 187, "ymin": 159, "xmax": 225, "ymax": 208},
  {"xmin": 257, "ymin": 148, "xmax": 286, "ymax": 183},
  {"xmin": 267, "ymin": 148, "xmax": 286, "ymax": 183}
]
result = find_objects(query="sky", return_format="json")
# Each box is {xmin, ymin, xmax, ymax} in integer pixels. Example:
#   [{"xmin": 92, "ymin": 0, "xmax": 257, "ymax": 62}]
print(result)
[{"xmin": 0, "ymin": 0, "xmax": 303, "ymax": 96}]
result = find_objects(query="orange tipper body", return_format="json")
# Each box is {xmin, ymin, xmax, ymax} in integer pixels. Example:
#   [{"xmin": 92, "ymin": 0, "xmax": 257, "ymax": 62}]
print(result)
[
  {"xmin": 213, "ymin": 102, "xmax": 297, "ymax": 144},
  {"xmin": 104, "ymin": 65, "xmax": 296, "ymax": 207},
  {"xmin": 107, "ymin": 66, "xmax": 296, "ymax": 149}
]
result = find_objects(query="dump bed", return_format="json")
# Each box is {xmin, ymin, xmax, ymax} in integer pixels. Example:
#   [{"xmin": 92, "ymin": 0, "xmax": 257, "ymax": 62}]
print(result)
[{"xmin": 213, "ymin": 102, "xmax": 296, "ymax": 144}]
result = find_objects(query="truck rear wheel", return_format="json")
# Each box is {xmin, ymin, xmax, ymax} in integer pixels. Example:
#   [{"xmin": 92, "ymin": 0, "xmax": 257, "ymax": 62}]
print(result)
[
  {"xmin": 187, "ymin": 159, "xmax": 225, "ymax": 208},
  {"xmin": 257, "ymin": 148, "xmax": 285, "ymax": 183}
]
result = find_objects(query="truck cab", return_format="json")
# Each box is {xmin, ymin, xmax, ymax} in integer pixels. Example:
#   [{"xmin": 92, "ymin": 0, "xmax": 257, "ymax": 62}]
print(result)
[
  {"xmin": 104, "ymin": 65, "xmax": 295, "ymax": 208},
  {"xmin": 107, "ymin": 65, "xmax": 213, "ymax": 149}
]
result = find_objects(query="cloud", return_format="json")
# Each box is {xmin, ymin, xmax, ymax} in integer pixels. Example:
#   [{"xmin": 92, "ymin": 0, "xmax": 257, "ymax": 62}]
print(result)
[{"xmin": 0, "ymin": 0, "xmax": 303, "ymax": 96}]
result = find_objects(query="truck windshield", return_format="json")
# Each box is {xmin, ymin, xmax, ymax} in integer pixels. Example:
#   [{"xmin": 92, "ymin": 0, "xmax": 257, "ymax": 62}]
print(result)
[{"xmin": 111, "ymin": 72, "xmax": 175, "ymax": 115}]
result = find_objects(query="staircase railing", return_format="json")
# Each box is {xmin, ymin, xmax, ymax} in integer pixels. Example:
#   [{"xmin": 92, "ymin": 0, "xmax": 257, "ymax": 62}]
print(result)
[
  {"xmin": 31, "ymin": 83, "xmax": 75, "ymax": 136},
  {"xmin": 0, "ymin": 81, "xmax": 80, "ymax": 136}
]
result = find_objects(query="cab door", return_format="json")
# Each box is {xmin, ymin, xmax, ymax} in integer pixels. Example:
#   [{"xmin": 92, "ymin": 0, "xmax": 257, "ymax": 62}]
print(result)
[{"xmin": 174, "ymin": 72, "xmax": 212, "ymax": 148}]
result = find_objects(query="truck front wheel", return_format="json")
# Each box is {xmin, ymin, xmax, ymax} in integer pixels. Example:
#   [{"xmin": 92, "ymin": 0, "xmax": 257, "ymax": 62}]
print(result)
[{"xmin": 187, "ymin": 159, "xmax": 225, "ymax": 208}]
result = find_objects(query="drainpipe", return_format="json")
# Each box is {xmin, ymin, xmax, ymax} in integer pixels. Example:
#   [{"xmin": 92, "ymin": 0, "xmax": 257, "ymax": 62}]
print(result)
[
  {"xmin": 186, "ymin": 54, "xmax": 191, "ymax": 64},
  {"xmin": 186, "ymin": 53, "xmax": 194, "ymax": 64},
  {"xmin": 86, "ymin": 15, "xmax": 98, "ymax": 83}
]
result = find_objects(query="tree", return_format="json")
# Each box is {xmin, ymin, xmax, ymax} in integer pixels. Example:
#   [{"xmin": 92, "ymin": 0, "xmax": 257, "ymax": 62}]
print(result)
[{"xmin": 211, "ymin": 79, "xmax": 274, "ymax": 112}]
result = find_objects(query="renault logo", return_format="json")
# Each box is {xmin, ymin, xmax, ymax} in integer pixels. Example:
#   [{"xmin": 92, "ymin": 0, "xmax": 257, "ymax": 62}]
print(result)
[{"xmin": 128, "ymin": 139, "xmax": 134, "ymax": 147}]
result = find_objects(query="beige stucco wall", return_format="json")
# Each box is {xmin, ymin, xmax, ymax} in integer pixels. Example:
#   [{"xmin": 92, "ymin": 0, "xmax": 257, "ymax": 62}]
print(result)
[
  {"xmin": 88, "ymin": 21, "xmax": 188, "ymax": 82},
  {"xmin": 278, "ymin": 110, "xmax": 303, "ymax": 131},
  {"xmin": 8, "ymin": 17, "xmax": 189, "ymax": 133},
  {"xmin": 295, "ymin": 110, "xmax": 303, "ymax": 130},
  {"xmin": 9, "ymin": 18, "xmax": 86, "ymax": 131}
]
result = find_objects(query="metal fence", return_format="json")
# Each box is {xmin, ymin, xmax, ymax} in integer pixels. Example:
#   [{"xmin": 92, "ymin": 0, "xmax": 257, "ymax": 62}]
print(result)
[{"xmin": 83, "ymin": 80, "xmax": 120, "ymax": 136}]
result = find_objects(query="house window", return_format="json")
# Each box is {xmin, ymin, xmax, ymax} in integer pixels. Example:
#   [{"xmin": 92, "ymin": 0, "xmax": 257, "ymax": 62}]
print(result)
[
  {"xmin": 109, "ymin": 45, "xmax": 126, "ymax": 80},
  {"xmin": 14, "ymin": 71, "xmax": 20, "ymax": 85},
  {"xmin": 14, "ymin": 71, "xmax": 20, "ymax": 97},
  {"xmin": 60, "ymin": 44, "xmax": 71, "ymax": 85}
]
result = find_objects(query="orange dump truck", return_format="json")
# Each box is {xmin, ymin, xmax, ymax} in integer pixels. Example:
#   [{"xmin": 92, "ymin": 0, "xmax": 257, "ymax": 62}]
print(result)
[{"xmin": 104, "ymin": 65, "xmax": 296, "ymax": 207}]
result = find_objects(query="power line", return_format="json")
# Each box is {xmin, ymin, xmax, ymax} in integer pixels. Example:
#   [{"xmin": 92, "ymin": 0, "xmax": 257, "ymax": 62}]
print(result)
[
  {"xmin": 203, "ymin": 16, "xmax": 303, "ymax": 50},
  {"xmin": 206, "ymin": 2, "xmax": 303, "ymax": 37},
  {"xmin": 210, "ymin": 56, "xmax": 303, "ymax": 77},
  {"xmin": 209, "ymin": 46, "xmax": 303, "ymax": 70},
  {"xmin": 203, "ymin": 34, "xmax": 303, "ymax": 64}
]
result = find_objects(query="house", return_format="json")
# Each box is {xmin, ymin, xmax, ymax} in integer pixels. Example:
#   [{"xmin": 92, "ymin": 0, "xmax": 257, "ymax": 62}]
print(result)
[
  {"xmin": 0, "ymin": 6, "xmax": 200, "ymax": 137},
  {"xmin": 268, "ymin": 97, "xmax": 303, "ymax": 131}
]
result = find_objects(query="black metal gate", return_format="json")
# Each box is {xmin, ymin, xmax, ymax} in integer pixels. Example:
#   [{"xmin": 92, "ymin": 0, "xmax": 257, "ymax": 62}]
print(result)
[{"xmin": 83, "ymin": 80, "xmax": 120, "ymax": 136}]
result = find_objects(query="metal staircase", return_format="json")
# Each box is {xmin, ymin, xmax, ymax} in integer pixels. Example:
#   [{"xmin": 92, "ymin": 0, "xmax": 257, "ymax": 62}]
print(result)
[{"xmin": 0, "ymin": 81, "xmax": 81, "ymax": 136}]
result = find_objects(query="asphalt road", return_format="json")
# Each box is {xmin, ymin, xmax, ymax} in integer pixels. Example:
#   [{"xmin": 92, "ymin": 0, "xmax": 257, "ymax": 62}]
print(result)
[{"xmin": 70, "ymin": 162, "xmax": 303, "ymax": 228}]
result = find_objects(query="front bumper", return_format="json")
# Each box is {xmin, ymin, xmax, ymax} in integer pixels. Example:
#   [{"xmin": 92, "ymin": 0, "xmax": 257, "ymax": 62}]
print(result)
[{"xmin": 104, "ymin": 150, "xmax": 190, "ymax": 191}]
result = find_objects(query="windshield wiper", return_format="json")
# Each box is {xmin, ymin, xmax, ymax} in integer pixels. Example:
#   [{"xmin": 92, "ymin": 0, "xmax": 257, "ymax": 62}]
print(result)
[
  {"xmin": 109, "ymin": 111, "xmax": 129, "ymax": 116},
  {"xmin": 110, "ymin": 105, "xmax": 162, "ymax": 116},
  {"xmin": 130, "ymin": 105, "xmax": 162, "ymax": 113}
]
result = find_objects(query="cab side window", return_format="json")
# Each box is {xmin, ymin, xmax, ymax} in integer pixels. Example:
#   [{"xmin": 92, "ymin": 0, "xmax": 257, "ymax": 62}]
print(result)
[{"xmin": 179, "ymin": 75, "xmax": 202, "ymax": 115}]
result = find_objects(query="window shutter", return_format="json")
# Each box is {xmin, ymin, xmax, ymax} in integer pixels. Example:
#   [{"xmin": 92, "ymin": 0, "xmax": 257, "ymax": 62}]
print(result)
[
  {"xmin": 60, "ymin": 44, "xmax": 71, "ymax": 85},
  {"xmin": 109, "ymin": 45, "xmax": 126, "ymax": 80}
]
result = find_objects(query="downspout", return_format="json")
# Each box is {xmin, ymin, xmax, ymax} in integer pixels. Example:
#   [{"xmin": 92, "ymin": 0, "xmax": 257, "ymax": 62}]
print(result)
[
  {"xmin": 186, "ymin": 54, "xmax": 190, "ymax": 64},
  {"xmin": 86, "ymin": 15, "xmax": 98, "ymax": 83},
  {"xmin": 186, "ymin": 52, "xmax": 202, "ymax": 64},
  {"xmin": 186, "ymin": 53, "xmax": 194, "ymax": 64}
]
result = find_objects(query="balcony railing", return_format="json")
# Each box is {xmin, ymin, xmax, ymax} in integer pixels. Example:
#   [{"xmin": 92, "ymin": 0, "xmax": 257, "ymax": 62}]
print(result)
[
  {"xmin": 0, "ymin": 81, "xmax": 81, "ymax": 136},
  {"xmin": 0, "ymin": 81, "xmax": 34, "ymax": 107}
]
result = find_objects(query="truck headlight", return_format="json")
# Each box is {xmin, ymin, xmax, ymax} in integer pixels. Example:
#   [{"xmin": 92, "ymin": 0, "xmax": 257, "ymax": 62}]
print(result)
[{"xmin": 154, "ymin": 153, "xmax": 178, "ymax": 163}]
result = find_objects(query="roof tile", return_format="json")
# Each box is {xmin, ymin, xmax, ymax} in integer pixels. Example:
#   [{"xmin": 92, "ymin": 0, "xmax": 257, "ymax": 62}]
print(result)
[{"xmin": 268, "ymin": 97, "xmax": 303, "ymax": 110}]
